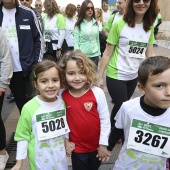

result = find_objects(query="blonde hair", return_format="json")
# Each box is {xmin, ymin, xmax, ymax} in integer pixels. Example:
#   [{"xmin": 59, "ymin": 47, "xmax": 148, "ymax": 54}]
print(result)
[
  {"xmin": 59, "ymin": 50, "xmax": 98, "ymax": 89},
  {"xmin": 95, "ymin": 8, "xmax": 103, "ymax": 23}
]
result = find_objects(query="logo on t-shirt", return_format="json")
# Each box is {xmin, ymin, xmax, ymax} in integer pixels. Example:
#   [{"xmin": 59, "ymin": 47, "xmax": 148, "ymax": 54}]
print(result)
[{"xmin": 84, "ymin": 102, "xmax": 93, "ymax": 111}]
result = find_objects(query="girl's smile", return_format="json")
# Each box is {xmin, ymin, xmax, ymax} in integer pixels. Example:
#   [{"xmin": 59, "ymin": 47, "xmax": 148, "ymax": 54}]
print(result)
[
  {"xmin": 35, "ymin": 67, "xmax": 61, "ymax": 102},
  {"xmin": 65, "ymin": 60, "xmax": 88, "ymax": 96}
]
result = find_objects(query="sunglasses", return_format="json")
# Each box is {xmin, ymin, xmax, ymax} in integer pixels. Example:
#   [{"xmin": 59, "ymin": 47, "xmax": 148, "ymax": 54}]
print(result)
[
  {"xmin": 86, "ymin": 7, "xmax": 94, "ymax": 11},
  {"xmin": 20, "ymin": 0, "xmax": 30, "ymax": 2},
  {"xmin": 133, "ymin": 0, "xmax": 150, "ymax": 3},
  {"xmin": 35, "ymin": 4, "xmax": 42, "ymax": 7}
]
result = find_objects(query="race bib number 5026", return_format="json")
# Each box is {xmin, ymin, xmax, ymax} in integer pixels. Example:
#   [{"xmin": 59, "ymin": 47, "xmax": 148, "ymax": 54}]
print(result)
[{"xmin": 127, "ymin": 119, "xmax": 170, "ymax": 158}]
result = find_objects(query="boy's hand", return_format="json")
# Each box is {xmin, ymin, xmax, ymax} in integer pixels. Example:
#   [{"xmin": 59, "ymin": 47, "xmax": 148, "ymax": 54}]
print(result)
[
  {"xmin": 64, "ymin": 138, "xmax": 75, "ymax": 157},
  {"xmin": 11, "ymin": 160, "xmax": 22, "ymax": 170},
  {"xmin": 96, "ymin": 145, "xmax": 111, "ymax": 161}
]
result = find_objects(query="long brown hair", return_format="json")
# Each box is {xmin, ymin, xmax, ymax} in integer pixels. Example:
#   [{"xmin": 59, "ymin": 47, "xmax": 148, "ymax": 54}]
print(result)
[
  {"xmin": 75, "ymin": 0, "xmax": 96, "ymax": 30},
  {"xmin": 43, "ymin": 0, "xmax": 61, "ymax": 18},
  {"xmin": 123, "ymin": 0, "xmax": 159, "ymax": 32}
]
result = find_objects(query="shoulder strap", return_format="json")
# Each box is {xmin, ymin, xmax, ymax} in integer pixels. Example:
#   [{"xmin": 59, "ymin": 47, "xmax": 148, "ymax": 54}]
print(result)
[{"xmin": 112, "ymin": 12, "xmax": 118, "ymax": 24}]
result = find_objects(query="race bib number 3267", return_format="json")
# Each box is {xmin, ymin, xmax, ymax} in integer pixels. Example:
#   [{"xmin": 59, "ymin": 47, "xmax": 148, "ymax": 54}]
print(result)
[{"xmin": 127, "ymin": 119, "xmax": 170, "ymax": 158}]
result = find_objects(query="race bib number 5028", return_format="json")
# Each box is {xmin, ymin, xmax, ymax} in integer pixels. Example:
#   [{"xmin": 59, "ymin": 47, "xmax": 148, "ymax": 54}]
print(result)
[
  {"xmin": 127, "ymin": 119, "xmax": 170, "ymax": 158},
  {"xmin": 36, "ymin": 110, "xmax": 70, "ymax": 141}
]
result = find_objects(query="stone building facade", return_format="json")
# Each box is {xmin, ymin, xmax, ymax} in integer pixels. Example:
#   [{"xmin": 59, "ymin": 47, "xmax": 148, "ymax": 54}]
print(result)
[{"xmin": 158, "ymin": 0, "xmax": 170, "ymax": 40}]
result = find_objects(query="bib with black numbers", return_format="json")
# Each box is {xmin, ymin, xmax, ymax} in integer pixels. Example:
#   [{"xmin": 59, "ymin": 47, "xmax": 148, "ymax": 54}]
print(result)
[
  {"xmin": 36, "ymin": 109, "xmax": 70, "ymax": 141},
  {"xmin": 127, "ymin": 119, "xmax": 170, "ymax": 158},
  {"xmin": 126, "ymin": 41, "xmax": 147, "ymax": 58},
  {"xmin": 44, "ymin": 31, "xmax": 52, "ymax": 42}
]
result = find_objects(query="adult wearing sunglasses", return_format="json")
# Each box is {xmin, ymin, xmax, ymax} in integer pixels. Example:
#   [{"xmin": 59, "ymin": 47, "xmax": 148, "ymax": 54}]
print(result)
[
  {"xmin": 19, "ymin": 0, "xmax": 43, "ymax": 32},
  {"xmin": 74, "ymin": 0, "xmax": 100, "ymax": 67},
  {"xmin": 34, "ymin": 0, "xmax": 43, "ymax": 14},
  {"xmin": 97, "ymin": 0, "xmax": 158, "ymax": 140}
]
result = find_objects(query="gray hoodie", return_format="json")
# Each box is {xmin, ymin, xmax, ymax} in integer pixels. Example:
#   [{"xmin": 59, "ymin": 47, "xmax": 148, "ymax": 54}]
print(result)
[{"xmin": 0, "ymin": 27, "xmax": 13, "ymax": 89}]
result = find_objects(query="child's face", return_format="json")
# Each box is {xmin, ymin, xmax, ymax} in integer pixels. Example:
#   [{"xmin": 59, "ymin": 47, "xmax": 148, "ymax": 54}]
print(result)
[
  {"xmin": 138, "ymin": 68, "xmax": 170, "ymax": 109},
  {"xmin": 35, "ymin": 67, "xmax": 60, "ymax": 102},
  {"xmin": 65, "ymin": 60, "xmax": 87, "ymax": 93}
]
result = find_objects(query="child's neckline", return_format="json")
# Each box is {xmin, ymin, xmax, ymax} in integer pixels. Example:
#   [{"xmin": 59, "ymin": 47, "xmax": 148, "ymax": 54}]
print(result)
[
  {"xmin": 68, "ymin": 89, "xmax": 89, "ymax": 98},
  {"xmin": 140, "ymin": 95, "xmax": 167, "ymax": 117}
]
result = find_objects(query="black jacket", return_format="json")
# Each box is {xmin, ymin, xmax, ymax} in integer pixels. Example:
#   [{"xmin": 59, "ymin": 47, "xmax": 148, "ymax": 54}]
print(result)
[{"xmin": 0, "ymin": 2, "xmax": 42, "ymax": 72}]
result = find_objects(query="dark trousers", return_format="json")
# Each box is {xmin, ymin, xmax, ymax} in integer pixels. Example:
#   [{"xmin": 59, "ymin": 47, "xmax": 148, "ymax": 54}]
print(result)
[
  {"xmin": 89, "ymin": 56, "xmax": 99, "ymax": 69},
  {"xmin": 71, "ymin": 151, "xmax": 101, "ymax": 170},
  {"xmin": 106, "ymin": 77, "xmax": 138, "ymax": 128},
  {"xmin": 0, "ymin": 93, "xmax": 6, "ymax": 150},
  {"xmin": 9, "ymin": 71, "xmax": 33, "ymax": 113}
]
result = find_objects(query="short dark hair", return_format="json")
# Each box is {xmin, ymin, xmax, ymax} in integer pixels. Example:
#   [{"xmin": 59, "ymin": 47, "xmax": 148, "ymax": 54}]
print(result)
[{"xmin": 138, "ymin": 56, "xmax": 170, "ymax": 86}]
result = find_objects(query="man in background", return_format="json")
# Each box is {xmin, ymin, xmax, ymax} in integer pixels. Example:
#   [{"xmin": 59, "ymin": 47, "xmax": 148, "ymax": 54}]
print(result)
[
  {"xmin": 34, "ymin": 0, "xmax": 43, "ymax": 14},
  {"xmin": 105, "ymin": 0, "xmax": 126, "ymax": 37},
  {"xmin": 102, "ymin": 2, "xmax": 111, "ymax": 31},
  {"xmin": 0, "ymin": 0, "xmax": 42, "ymax": 113}
]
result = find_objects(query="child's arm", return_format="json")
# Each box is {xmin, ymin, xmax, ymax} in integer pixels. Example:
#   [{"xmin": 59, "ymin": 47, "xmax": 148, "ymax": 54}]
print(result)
[
  {"xmin": 94, "ymin": 87, "xmax": 111, "ymax": 160},
  {"xmin": 64, "ymin": 138, "xmax": 75, "ymax": 157},
  {"xmin": 107, "ymin": 127, "xmax": 124, "ymax": 151},
  {"xmin": 11, "ymin": 160, "xmax": 23, "ymax": 170},
  {"xmin": 97, "ymin": 145, "xmax": 111, "ymax": 161},
  {"xmin": 11, "ymin": 141, "xmax": 28, "ymax": 170}
]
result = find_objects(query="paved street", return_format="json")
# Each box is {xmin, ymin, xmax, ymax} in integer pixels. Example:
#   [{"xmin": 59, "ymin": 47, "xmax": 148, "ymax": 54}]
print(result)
[{"xmin": 3, "ymin": 45, "xmax": 170, "ymax": 170}]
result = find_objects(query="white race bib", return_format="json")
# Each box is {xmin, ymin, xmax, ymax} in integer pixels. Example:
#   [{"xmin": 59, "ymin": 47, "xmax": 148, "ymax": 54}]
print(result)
[
  {"xmin": 126, "ymin": 41, "xmax": 147, "ymax": 58},
  {"xmin": 36, "ymin": 109, "xmax": 70, "ymax": 141},
  {"xmin": 44, "ymin": 31, "xmax": 52, "ymax": 42},
  {"xmin": 127, "ymin": 119, "xmax": 170, "ymax": 158}
]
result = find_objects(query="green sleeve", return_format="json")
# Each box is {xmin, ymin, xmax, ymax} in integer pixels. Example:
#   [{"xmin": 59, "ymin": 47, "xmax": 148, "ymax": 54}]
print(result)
[
  {"xmin": 106, "ymin": 15, "xmax": 114, "ymax": 31},
  {"xmin": 74, "ymin": 26, "xmax": 80, "ymax": 50},
  {"xmin": 107, "ymin": 19, "xmax": 126, "ymax": 46},
  {"xmin": 148, "ymin": 26, "xmax": 155, "ymax": 45},
  {"xmin": 14, "ymin": 105, "xmax": 32, "ymax": 142},
  {"xmin": 57, "ymin": 14, "xmax": 66, "ymax": 29}
]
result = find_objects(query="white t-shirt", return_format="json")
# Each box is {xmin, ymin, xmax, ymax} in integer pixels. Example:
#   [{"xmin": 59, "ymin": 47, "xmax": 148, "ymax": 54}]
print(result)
[
  {"xmin": 2, "ymin": 7, "xmax": 22, "ymax": 72},
  {"xmin": 107, "ymin": 19, "xmax": 155, "ymax": 80},
  {"xmin": 112, "ymin": 12, "xmax": 123, "ymax": 24},
  {"xmin": 114, "ymin": 97, "xmax": 168, "ymax": 170},
  {"xmin": 86, "ymin": 20, "xmax": 93, "ymax": 40},
  {"xmin": 15, "ymin": 96, "xmax": 69, "ymax": 170},
  {"xmin": 103, "ymin": 10, "xmax": 111, "ymax": 23},
  {"xmin": 65, "ymin": 17, "xmax": 76, "ymax": 47},
  {"xmin": 97, "ymin": 20, "xmax": 103, "ymax": 31}
]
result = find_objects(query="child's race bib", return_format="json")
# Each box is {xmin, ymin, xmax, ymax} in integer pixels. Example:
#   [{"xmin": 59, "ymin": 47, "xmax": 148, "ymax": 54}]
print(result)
[
  {"xmin": 36, "ymin": 109, "xmax": 70, "ymax": 141},
  {"xmin": 127, "ymin": 119, "xmax": 170, "ymax": 158}
]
